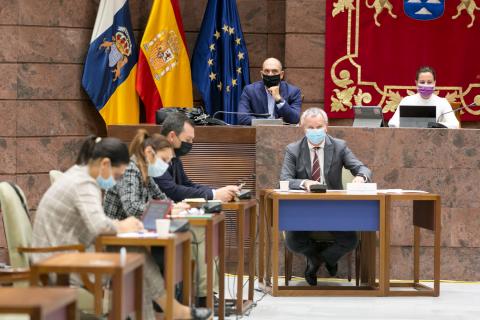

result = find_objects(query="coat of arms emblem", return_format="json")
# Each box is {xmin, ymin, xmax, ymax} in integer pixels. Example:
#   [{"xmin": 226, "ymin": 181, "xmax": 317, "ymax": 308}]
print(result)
[
  {"xmin": 100, "ymin": 26, "xmax": 133, "ymax": 82},
  {"xmin": 404, "ymin": 0, "xmax": 445, "ymax": 21},
  {"xmin": 143, "ymin": 30, "xmax": 181, "ymax": 80}
]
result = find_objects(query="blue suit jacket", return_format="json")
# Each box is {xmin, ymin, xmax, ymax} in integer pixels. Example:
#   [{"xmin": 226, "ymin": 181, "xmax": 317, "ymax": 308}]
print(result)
[
  {"xmin": 153, "ymin": 157, "xmax": 213, "ymax": 202},
  {"xmin": 237, "ymin": 81, "xmax": 302, "ymax": 125}
]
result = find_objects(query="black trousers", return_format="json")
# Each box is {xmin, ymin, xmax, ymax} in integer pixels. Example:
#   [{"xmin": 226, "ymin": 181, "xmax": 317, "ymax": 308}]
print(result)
[{"xmin": 285, "ymin": 231, "xmax": 358, "ymax": 266}]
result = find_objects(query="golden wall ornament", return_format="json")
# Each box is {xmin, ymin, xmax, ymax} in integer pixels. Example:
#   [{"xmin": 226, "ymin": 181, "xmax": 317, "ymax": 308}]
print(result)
[
  {"xmin": 333, "ymin": 0, "xmax": 355, "ymax": 17},
  {"xmin": 365, "ymin": 0, "xmax": 397, "ymax": 27},
  {"xmin": 452, "ymin": 0, "xmax": 480, "ymax": 28},
  {"xmin": 328, "ymin": 0, "xmax": 480, "ymax": 119},
  {"xmin": 331, "ymin": 86, "xmax": 356, "ymax": 112}
]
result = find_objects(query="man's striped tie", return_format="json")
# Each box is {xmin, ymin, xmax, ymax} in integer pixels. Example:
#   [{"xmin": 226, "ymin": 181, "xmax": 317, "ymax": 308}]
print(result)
[{"xmin": 311, "ymin": 147, "xmax": 321, "ymax": 182}]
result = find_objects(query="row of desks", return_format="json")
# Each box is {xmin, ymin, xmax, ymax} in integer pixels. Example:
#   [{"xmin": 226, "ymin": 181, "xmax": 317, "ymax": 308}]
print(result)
[
  {"xmin": 1, "ymin": 192, "xmax": 441, "ymax": 319},
  {"xmin": 1, "ymin": 200, "xmax": 257, "ymax": 320}
]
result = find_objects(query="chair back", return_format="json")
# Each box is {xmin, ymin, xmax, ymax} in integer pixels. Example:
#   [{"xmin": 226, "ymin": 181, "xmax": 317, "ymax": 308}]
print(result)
[
  {"xmin": 0, "ymin": 182, "xmax": 33, "ymax": 268},
  {"xmin": 49, "ymin": 170, "xmax": 64, "ymax": 185}
]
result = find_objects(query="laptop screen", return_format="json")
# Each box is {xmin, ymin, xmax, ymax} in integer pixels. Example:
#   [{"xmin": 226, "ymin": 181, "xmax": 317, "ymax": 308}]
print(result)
[
  {"xmin": 399, "ymin": 105, "xmax": 436, "ymax": 128},
  {"xmin": 353, "ymin": 106, "xmax": 384, "ymax": 127},
  {"xmin": 142, "ymin": 200, "xmax": 172, "ymax": 231},
  {"xmin": 399, "ymin": 105, "xmax": 436, "ymax": 118}
]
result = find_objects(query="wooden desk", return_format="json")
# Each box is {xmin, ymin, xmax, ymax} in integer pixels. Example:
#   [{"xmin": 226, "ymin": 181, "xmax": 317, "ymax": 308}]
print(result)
[
  {"xmin": 259, "ymin": 190, "xmax": 386, "ymax": 296},
  {"xmin": 95, "ymin": 232, "xmax": 191, "ymax": 320},
  {"xmin": 222, "ymin": 199, "xmax": 257, "ymax": 315},
  {"xmin": 0, "ymin": 287, "xmax": 77, "ymax": 320},
  {"xmin": 30, "ymin": 252, "xmax": 144, "ymax": 320},
  {"xmin": 384, "ymin": 193, "xmax": 441, "ymax": 296},
  {"xmin": 183, "ymin": 213, "xmax": 225, "ymax": 320}
]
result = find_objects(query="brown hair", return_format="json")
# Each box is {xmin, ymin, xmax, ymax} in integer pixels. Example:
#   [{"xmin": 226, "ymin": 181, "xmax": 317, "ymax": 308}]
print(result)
[
  {"xmin": 416, "ymin": 66, "xmax": 436, "ymax": 81},
  {"xmin": 129, "ymin": 129, "xmax": 173, "ymax": 185}
]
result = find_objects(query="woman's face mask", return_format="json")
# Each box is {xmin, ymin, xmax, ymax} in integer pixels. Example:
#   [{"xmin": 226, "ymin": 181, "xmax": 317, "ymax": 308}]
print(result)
[
  {"xmin": 97, "ymin": 165, "xmax": 116, "ymax": 190},
  {"xmin": 148, "ymin": 157, "xmax": 169, "ymax": 177},
  {"xmin": 417, "ymin": 84, "xmax": 435, "ymax": 98}
]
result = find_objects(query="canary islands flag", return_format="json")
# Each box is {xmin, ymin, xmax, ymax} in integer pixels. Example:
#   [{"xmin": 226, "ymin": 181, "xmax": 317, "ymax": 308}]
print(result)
[
  {"xmin": 136, "ymin": 0, "xmax": 194, "ymax": 124},
  {"xmin": 82, "ymin": 0, "xmax": 139, "ymax": 125}
]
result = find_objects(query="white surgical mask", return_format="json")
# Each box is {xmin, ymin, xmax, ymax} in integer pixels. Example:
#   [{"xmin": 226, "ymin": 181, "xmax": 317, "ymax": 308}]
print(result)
[{"xmin": 148, "ymin": 157, "xmax": 169, "ymax": 177}]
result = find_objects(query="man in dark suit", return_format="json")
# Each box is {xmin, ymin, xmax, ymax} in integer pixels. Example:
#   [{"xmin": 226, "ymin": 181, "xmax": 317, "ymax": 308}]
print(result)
[
  {"xmin": 154, "ymin": 113, "xmax": 239, "ymax": 202},
  {"xmin": 280, "ymin": 107, "xmax": 372, "ymax": 286},
  {"xmin": 238, "ymin": 57, "xmax": 302, "ymax": 125}
]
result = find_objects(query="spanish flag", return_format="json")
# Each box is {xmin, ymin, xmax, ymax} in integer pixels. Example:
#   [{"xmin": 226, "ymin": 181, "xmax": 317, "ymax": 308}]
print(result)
[
  {"xmin": 82, "ymin": 0, "xmax": 139, "ymax": 125},
  {"xmin": 136, "ymin": 0, "xmax": 194, "ymax": 123}
]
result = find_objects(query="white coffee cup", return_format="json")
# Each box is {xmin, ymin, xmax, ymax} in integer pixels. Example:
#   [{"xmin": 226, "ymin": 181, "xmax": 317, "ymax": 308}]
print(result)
[
  {"xmin": 155, "ymin": 219, "xmax": 171, "ymax": 236},
  {"xmin": 279, "ymin": 180, "xmax": 289, "ymax": 191}
]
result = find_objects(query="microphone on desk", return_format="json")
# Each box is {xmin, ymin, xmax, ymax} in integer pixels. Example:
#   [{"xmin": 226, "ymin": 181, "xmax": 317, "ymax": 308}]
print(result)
[
  {"xmin": 212, "ymin": 110, "xmax": 271, "ymax": 120},
  {"xmin": 236, "ymin": 173, "xmax": 256, "ymax": 200},
  {"xmin": 428, "ymin": 102, "xmax": 477, "ymax": 128}
]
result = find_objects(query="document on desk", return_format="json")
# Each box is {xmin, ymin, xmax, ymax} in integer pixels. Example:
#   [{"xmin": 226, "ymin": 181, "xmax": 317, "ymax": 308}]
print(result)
[
  {"xmin": 117, "ymin": 232, "xmax": 164, "ymax": 238},
  {"xmin": 273, "ymin": 189, "xmax": 306, "ymax": 193},
  {"xmin": 377, "ymin": 189, "xmax": 428, "ymax": 194}
]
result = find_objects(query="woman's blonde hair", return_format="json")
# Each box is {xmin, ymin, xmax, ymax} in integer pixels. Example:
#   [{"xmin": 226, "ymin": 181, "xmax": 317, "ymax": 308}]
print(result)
[{"xmin": 129, "ymin": 129, "xmax": 173, "ymax": 185}]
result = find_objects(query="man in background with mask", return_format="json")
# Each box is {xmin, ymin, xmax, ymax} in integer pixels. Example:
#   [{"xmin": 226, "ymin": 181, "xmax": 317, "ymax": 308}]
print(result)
[
  {"xmin": 155, "ymin": 113, "xmax": 240, "ymax": 202},
  {"xmin": 237, "ymin": 57, "xmax": 302, "ymax": 125},
  {"xmin": 388, "ymin": 66, "xmax": 459, "ymax": 128},
  {"xmin": 280, "ymin": 107, "xmax": 372, "ymax": 286},
  {"xmin": 155, "ymin": 113, "xmax": 237, "ymax": 307}
]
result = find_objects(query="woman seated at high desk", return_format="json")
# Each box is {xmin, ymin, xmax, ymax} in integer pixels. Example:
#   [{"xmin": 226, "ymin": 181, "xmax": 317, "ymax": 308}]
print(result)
[
  {"xmin": 103, "ymin": 129, "xmax": 216, "ymax": 308},
  {"xmin": 31, "ymin": 136, "xmax": 211, "ymax": 320}
]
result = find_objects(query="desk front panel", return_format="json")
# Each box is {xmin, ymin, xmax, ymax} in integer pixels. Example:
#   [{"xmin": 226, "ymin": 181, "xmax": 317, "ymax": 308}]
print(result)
[{"xmin": 278, "ymin": 199, "xmax": 380, "ymax": 231}]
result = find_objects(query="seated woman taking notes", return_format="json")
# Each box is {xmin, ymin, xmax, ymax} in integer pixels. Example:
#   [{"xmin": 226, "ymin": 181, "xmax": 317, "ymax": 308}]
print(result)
[
  {"xmin": 31, "ymin": 136, "xmax": 211, "ymax": 320},
  {"xmin": 103, "ymin": 129, "xmax": 215, "ymax": 308}
]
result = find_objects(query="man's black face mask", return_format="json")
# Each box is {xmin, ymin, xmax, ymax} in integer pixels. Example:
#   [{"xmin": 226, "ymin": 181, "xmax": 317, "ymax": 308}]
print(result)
[
  {"xmin": 262, "ymin": 74, "xmax": 281, "ymax": 88},
  {"xmin": 175, "ymin": 141, "xmax": 193, "ymax": 157}
]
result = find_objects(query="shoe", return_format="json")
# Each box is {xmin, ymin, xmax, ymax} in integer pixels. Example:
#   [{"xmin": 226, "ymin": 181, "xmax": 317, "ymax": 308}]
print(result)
[
  {"xmin": 196, "ymin": 296, "xmax": 207, "ymax": 308},
  {"xmin": 325, "ymin": 262, "xmax": 338, "ymax": 277},
  {"xmin": 304, "ymin": 257, "xmax": 321, "ymax": 286},
  {"xmin": 191, "ymin": 307, "xmax": 212, "ymax": 320}
]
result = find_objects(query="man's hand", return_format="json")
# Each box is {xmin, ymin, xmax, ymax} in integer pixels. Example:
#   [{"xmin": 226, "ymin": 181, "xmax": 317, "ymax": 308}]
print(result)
[
  {"xmin": 115, "ymin": 216, "xmax": 143, "ymax": 233},
  {"xmin": 303, "ymin": 180, "xmax": 322, "ymax": 192},
  {"xmin": 214, "ymin": 185, "xmax": 240, "ymax": 202},
  {"xmin": 172, "ymin": 202, "xmax": 190, "ymax": 215},
  {"xmin": 267, "ymin": 86, "xmax": 282, "ymax": 102},
  {"xmin": 352, "ymin": 176, "xmax": 366, "ymax": 184}
]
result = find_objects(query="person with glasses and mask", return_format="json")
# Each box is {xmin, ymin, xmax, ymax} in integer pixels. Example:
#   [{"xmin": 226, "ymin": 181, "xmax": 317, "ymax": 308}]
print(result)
[
  {"xmin": 103, "ymin": 129, "xmax": 188, "ymax": 220},
  {"xmin": 154, "ymin": 113, "xmax": 239, "ymax": 203},
  {"xmin": 280, "ymin": 108, "xmax": 372, "ymax": 286},
  {"xmin": 388, "ymin": 66, "xmax": 460, "ymax": 128},
  {"xmin": 237, "ymin": 57, "xmax": 302, "ymax": 125},
  {"xmin": 31, "ymin": 136, "xmax": 211, "ymax": 320}
]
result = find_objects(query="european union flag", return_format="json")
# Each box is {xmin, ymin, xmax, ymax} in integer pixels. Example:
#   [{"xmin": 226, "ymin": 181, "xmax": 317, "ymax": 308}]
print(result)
[{"xmin": 191, "ymin": 0, "xmax": 250, "ymax": 125}]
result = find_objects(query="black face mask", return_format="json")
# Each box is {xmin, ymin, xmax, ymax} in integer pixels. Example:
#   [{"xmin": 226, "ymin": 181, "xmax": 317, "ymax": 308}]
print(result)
[
  {"xmin": 262, "ymin": 74, "xmax": 281, "ymax": 88},
  {"xmin": 175, "ymin": 141, "xmax": 193, "ymax": 157}
]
